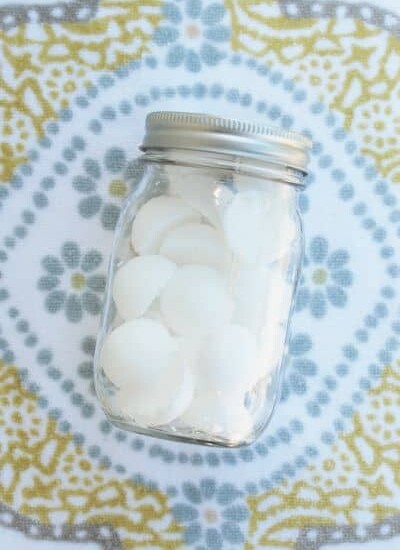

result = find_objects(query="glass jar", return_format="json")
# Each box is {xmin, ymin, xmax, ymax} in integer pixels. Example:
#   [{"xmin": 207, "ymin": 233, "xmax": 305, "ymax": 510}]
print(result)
[{"xmin": 94, "ymin": 112, "xmax": 311, "ymax": 447}]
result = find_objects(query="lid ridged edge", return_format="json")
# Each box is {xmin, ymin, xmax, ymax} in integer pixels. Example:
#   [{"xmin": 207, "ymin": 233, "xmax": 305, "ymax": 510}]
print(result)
[{"xmin": 145, "ymin": 111, "xmax": 312, "ymax": 150}]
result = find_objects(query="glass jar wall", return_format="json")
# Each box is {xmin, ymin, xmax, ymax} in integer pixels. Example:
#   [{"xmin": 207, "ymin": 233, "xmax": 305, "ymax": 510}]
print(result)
[{"xmin": 94, "ymin": 112, "xmax": 311, "ymax": 446}]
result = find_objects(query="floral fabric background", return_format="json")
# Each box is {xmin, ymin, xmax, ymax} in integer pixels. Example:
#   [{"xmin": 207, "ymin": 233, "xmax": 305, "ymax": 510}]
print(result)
[{"xmin": 1, "ymin": 0, "xmax": 400, "ymax": 548}]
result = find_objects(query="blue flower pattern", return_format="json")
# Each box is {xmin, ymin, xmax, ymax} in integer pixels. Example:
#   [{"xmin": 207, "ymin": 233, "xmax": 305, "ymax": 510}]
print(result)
[
  {"xmin": 172, "ymin": 479, "xmax": 248, "ymax": 548},
  {"xmin": 153, "ymin": 0, "xmax": 230, "ymax": 72},
  {"xmin": 38, "ymin": 242, "xmax": 105, "ymax": 323},
  {"xmin": 72, "ymin": 147, "xmax": 131, "ymax": 230},
  {"xmin": 281, "ymin": 333, "xmax": 317, "ymax": 400},
  {"xmin": 296, "ymin": 236, "xmax": 353, "ymax": 318}
]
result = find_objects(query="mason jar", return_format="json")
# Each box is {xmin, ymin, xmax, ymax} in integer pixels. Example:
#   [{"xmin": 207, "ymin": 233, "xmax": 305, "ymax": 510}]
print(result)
[{"xmin": 94, "ymin": 112, "xmax": 311, "ymax": 447}]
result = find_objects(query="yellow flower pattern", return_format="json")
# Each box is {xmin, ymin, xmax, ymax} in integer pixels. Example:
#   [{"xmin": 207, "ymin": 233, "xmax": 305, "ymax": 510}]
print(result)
[
  {"xmin": 0, "ymin": 0, "xmax": 161, "ymax": 181},
  {"xmin": 0, "ymin": 361, "xmax": 182, "ymax": 548},
  {"xmin": 2, "ymin": 0, "xmax": 400, "ymax": 182},
  {"xmin": 226, "ymin": 0, "xmax": 400, "ymax": 183},
  {"xmin": 247, "ymin": 364, "xmax": 400, "ymax": 548}
]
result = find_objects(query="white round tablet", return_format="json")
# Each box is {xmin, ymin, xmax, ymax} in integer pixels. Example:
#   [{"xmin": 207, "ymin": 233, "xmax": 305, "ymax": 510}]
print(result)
[
  {"xmin": 115, "ymin": 360, "xmax": 194, "ymax": 425},
  {"xmin": 112, "ymin": 255, "xmax": 177, "ymax": 320},
  {"xmin": 174, "ymin": 335, "xmax": 200, "ymax": 370},
  {"xmin": 160, "ymin": 265, "xmax": 233, "ymax": 337},
  {"xmin": 167, "ymin": 166, "xmax": 221, "ymax": 227},
  {"xmin": 231, "ymin": 181, "xmax": 297, "ymax": 262},
  {"xmin": 160, "ymin": 222, "xmax": 230, "ymax": 271},
  {"xmin": 263, "ymin": 187, "xmax": 296, "ymax": 261},
  {"xmin": 182, "ymin": 393, "xmax": 253, "ymax": 441},
  {"xmin": 197, "ymin": 324, "xmax": 258, "ymax": 393},
  {"xmin": 231, "ymin": 262, "xmax": 271, "ymax": 334},
  {"xmin": 223, "ymin": 190, "xmax": 268, "ymax": 264},
  {"xmin": 99, "ymin": 318, "xmax": 176, "ymax": 388},
  {"xmin": 144, "ymin": 299, "xmax": 164, "ymax": 323},
  {"xmin": 131, "ymin": 196, "xmax": 200, "ymax": 254}
]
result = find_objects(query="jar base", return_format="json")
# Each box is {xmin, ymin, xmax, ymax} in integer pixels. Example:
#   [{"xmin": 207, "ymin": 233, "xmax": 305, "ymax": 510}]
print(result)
[{"xmin": 105, "ymin": 412, "xmax": 257, "ymax": 448}]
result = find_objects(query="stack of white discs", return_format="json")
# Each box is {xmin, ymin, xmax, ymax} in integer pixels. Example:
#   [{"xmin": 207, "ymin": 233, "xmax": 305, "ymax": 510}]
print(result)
[{"xmin": 99, "ymin": 170, "xmax": 295, "ymax": 442}]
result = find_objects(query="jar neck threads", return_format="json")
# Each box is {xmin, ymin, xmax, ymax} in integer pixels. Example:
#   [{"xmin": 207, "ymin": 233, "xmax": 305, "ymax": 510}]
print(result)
[{"xmin": 141, "ymin": 149, "xmax": 305, "ymax": 187}]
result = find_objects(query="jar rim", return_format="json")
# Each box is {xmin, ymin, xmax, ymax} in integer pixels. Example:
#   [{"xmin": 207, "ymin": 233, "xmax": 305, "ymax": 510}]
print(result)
[{"xmin": 140, "ymin": 111, "xmax": 312, "ymax": 177}]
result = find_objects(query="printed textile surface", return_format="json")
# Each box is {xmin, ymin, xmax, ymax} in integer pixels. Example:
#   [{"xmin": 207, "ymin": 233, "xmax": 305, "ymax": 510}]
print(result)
[{"xmin": 1, "ymin": 0, "xmax": 400, "ymax": 548}]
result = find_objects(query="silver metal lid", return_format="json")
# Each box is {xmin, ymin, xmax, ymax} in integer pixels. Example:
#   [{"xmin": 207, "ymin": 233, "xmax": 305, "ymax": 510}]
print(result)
[{"xmin": 140, "ymin": 111, "xmax": 312, "ymax": 175}]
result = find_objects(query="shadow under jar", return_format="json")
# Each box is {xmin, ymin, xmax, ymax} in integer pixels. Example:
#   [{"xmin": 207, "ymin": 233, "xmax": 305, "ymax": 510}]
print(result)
[{"xmin": 94, "ymin": 112, "xmax": 311, "ymax": 447}]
